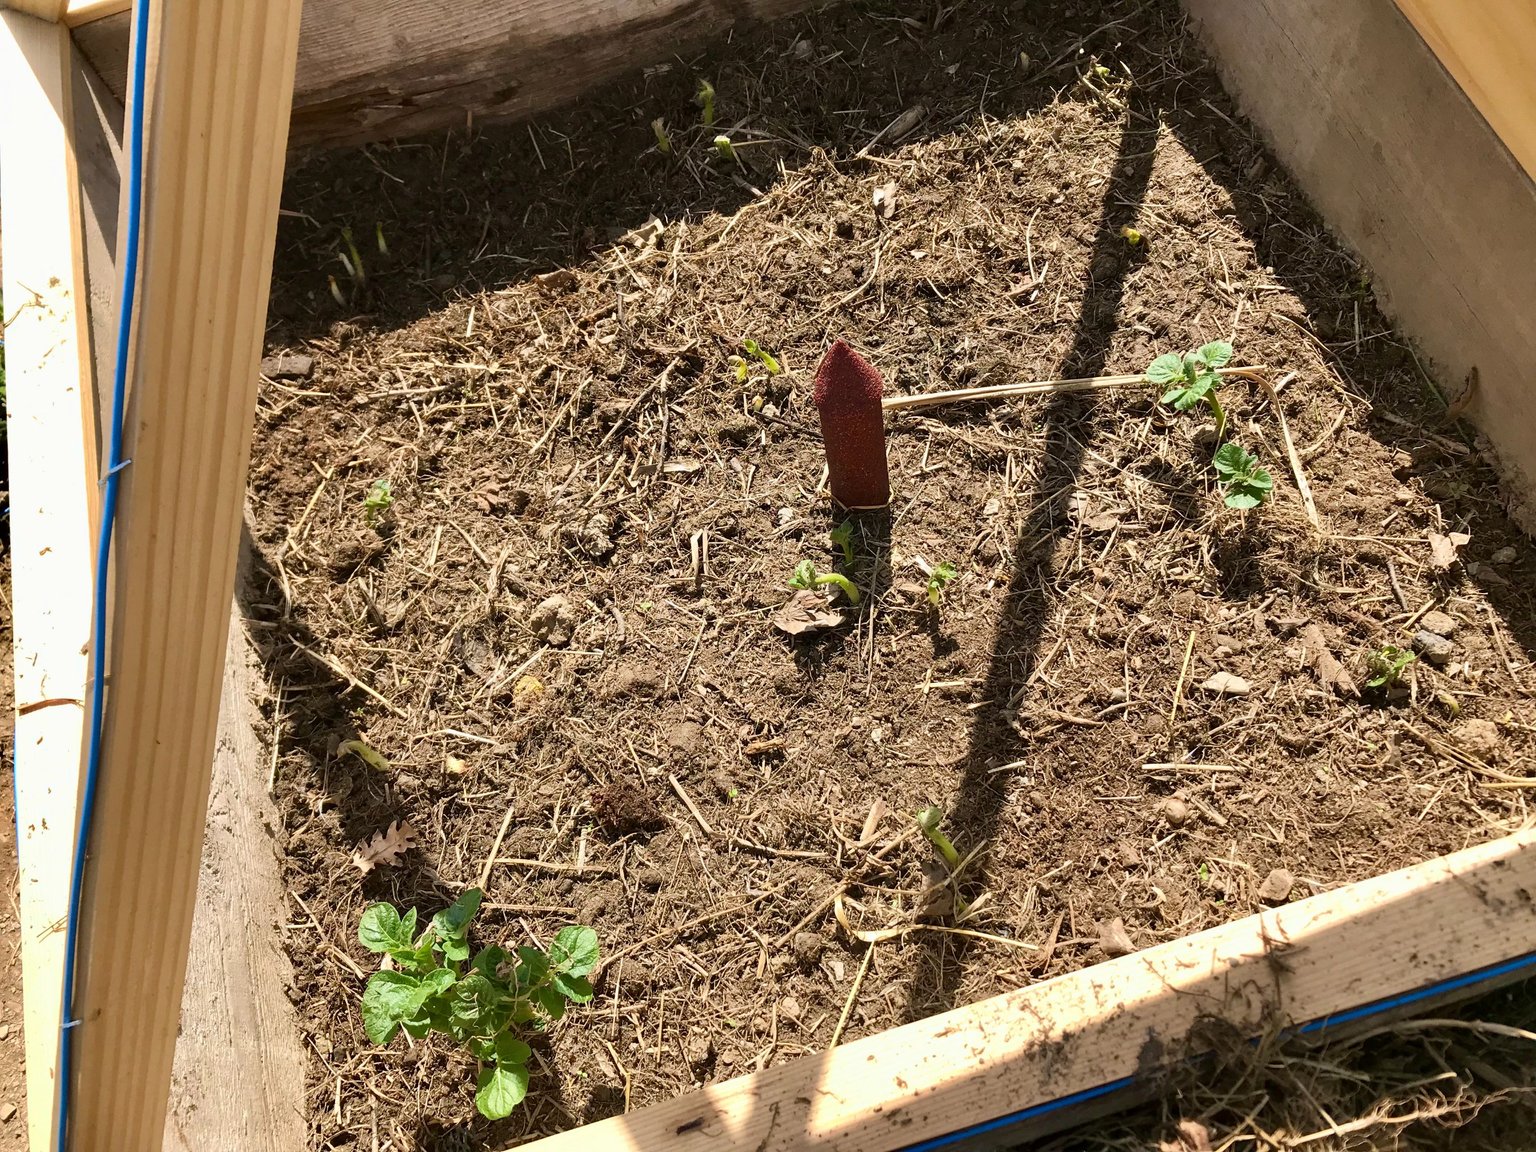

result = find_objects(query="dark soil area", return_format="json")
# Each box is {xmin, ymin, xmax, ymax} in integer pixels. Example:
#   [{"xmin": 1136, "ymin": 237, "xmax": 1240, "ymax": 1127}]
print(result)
[{"xmin": 244, "ymin": 1, "xmax": 1536, "ymax": 1147}]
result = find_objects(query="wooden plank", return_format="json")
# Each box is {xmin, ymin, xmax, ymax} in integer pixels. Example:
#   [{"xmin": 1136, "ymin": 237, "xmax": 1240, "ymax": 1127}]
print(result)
[
  {"xmin": 1183, "ymin": 0, "xmax": 1536, "ymax": 532},
  {"xmin": 61, "ymin": 0, "xmax": 305, "ymax": 1146},
  {"xmin": 0, "ymin": 11, "xmax": 98, "ymax": 1151},
  {"xmin": 72, "ymin": 0, "xmax": 819, "ymax": 150},
  {"xmin": 164, "ymin": 599, "xmax": 305, "ymax": 1152},
  {"xmin": 1391, "ymin": 1, "xmax": 1536, "ymax": 182},
  {"xmin": 516, "ymin": 830, "xmax": 1536, "ymax": 1151},
  {"xmin": 2, "ymin": 1, "xmax": 68, "ymax": 22},
  {"xmin": 62, "ymin": 0, "xmax": 116, "ymax": 27}
]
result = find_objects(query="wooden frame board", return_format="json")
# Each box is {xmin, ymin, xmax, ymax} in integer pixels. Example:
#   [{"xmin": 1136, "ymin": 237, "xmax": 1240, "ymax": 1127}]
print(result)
[
  {"xmin": 0, "ymin": 11, "xmax": 98, "ymax": 1148},
  {"xmin": 517, "ymin": 829, "xmax": 1536, "ymax": 1151},
  {"xmin": 56, "ymin": 0, "xmax": 305, "ymax": 1147}
]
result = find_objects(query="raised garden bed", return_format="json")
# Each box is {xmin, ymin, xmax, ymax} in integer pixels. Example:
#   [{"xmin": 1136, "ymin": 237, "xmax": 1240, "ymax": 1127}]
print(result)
[{"xmin": 243, "ymin": 1, "xmax": 1536, "ymax": 1146}]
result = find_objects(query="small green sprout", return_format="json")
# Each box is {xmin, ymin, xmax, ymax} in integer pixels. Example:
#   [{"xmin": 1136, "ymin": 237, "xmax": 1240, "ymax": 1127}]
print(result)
[
  {"xmin": 714, "ymin": 134, "xmax": 737, "ymax": 162},
  {"xmin": 830, "ymin": 521, "xmax": 855, "ymax": 566},
  {"xmin": 788, "ymin": 559, "xmax": 861, "ymax": 605},
  {"xmin": 651, "ymin": 117, "xmax": 672, "ymax": 155},
  {"xmin": 915, "ymin": 806, "xmax": 961, "ymax": 870},
  {"xmin": 359, "ymin": 890, "xmax": 599, "ymax": 1120},
  {"xmin": 742, "ymin": 338, "xmax": 781, "ymax": 375},
  {"xmin": 339, "ymin": 226, "xmax": 367, "ymax": 288},
  {"xmin": 926, "ymin": 561, "xmax": 958, "ymax": 607},
  {"xmin": 1212, "ymin": 443, "xmax": 1273, "ymax": 510},
  {"xmin": 364, "ymin": 478, "xmax": 394, "ymax": 524},
  {"xmin": 1120, "ymin": 224, "xmax": 1143, "ymax": 246},
  {"xmin": 695, "ymin": 79, "xmax": 716, "ymax": 126},
  {"xmin": 375, "ymin": 222, "xmax": 390, "ymax": 257},
  {"xmin": 1147, "ymin": 341, "xmax": 1234, "ymax": 440},
  {"xmin": 1366, "ymin": 645, "xmax": 1416, "ymax": 689}
]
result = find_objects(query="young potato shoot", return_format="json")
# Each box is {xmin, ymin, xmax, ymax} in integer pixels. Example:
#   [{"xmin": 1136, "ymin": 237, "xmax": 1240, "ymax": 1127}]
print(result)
[
  {"xmin": 743, "ymin": 338, "xmax": 781, "ymax": 375},
  {"xmin": 651, "ymin": 117, "xmax": 672, "ymax": 155},
  {"xmin": 714, "ymin": 134, "xmax": 737, "ymax": 162},
  {"xmin": 830, "ymin": 520, "xmax": 855, "ymax": 566},
  {"xmin": 364, "ymin": 478, "xmax": 394, "ymax": 524},
  {"xmin": 695, "ymin": 78, "xmax": 716, "ymax": 126},
  {"xmin": 1366, "ymin": 645, "xmax": 1416, "ymax": 689},
  {"xmin": 1212, "ymin": 442, "xmax": 1273, "ymax": 510},
  {"xmin": 915, "ymin": 806, "xmax": 961, "ymax": 869},
  {"xmin": 926, "ymin": 561, "xmax": 958, "ymax": 607},
  {"xmin": 789, "ymin": 559, "xmax": 860, "ymax": 605},
  {"xmin": 1147, "ymin": 340, "xmax": 1234, "ymax": 441}
]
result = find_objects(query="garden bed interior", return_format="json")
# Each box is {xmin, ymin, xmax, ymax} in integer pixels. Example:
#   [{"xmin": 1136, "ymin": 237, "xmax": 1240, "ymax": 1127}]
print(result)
[{"xmin": 245, "ymin": 1, "xmax": 1536, "ymax": 1146}]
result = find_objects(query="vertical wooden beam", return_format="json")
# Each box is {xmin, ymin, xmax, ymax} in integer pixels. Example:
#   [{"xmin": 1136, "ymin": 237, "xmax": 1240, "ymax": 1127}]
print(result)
[
  {"xmin": 2, "ymin": 1, "xmax": 70, "ymax": 22},
  {"xmin": 63, "ymin": 0, "xmax": 304, "ymax": 1147},
  {"xmin": 0, "ymin": 11, "xmax": 97, "ymax": 1150}
]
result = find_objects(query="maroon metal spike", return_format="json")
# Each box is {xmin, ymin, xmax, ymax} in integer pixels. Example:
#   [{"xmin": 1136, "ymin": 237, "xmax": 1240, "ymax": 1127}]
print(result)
[{"xmin": 813, "ymin": 339, "xmax": 890, "ymax": 510}]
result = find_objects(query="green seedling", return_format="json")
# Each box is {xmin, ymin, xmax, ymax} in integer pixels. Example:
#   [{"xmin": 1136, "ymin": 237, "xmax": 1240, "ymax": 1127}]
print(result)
[
  {"xmin": 695, "ymin": 79, "xmax": 716, "ymax": 126},
  {"xmin": 1366, "ymin": 645, "xmax": 1416, "ymax": 689},
  {"xmin": 926, "ymin": 561, "xmax": 958, "ymax": 607},
  {"xmin": 915, "ymin": 806, "xmax": 960, "ymax": 870},
  {"xmin": 743, "ymin": 338, "xmax": 781, "ymax": 376},
  {"xmin": 651, "ymin": 117, "xmax": 672, "ymax": 155},
  {"xmin": 359, "ymin": 890, "xmax": 599, "ymax": 1120},
  {"xmin": 829, "ymin": 521, "xmax": 855, "ymax": 566},
  {"xmin": 375, "ymin": 222, "xmax": 390, "ymax": 257},
  {"xmin": 714, "ymin": 134, "xmax": 737, "ymax": 162},
  {"xmin": 788, "ymin": 559, "xmax": 861, "ymax": 605},
  {"xmin": 1119, "ymin": 224, "xmax": 1143, "ymax": 246},
  {"xmin": 364, "ymin": 478, "xmax": 394, "ymax": 524},
  {"xmin": 1212, "ymin": 442, "xmax": 1273, "ymax": 510},
  {"xmin": 1147, "ymin": 341, "xmax": 1234, "ymax": 440}
]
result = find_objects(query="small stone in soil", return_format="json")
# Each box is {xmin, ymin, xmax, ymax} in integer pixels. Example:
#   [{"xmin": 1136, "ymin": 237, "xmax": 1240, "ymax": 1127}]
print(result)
[
  {"xmin": 1412, "ymin": 630, "xmax": 1456, "ymax": 665},
  {"xmin": 1420, "ymin": 610, "xmax": 1459, "ymax": 638},
  {"xmin": 1098, "ymin": 917, "xmax": 1136, "ymax": 957},
  {"xmin": 1198, "ymin": 671, "xmax": 1251, "ymax": 696},
  {"xmin": 1491, "ymin": 546, "xmax": 1518, "ymax": 565},
  {"xmin": 791, "ymin": 930, "xmax": 824, "ymax": 968},
  {"xmin": 684, "ymin": 1031, "xmax": 715, "ymax": 1071},
  {"xmin": 259, "ymin": 353, "xmax": 314, "ymax": 380},
  {"xmin": 1257, "ymin": 868, "xmax": 1295, "ymax": 904},
  {"xmin": 529, "ymin": 593, "xmax": 576, "ymax": 646},
  {"xmin": 0, "ymin": 1103, "xmax": 15, "ymax": 1123},
  {"xmin": 1157, "ymin": 797, "xmax": 1191, "ymax": 827},
  {"xmin": 1453, "ymin": 718, "xmax": 1502, "ymax": 762}
]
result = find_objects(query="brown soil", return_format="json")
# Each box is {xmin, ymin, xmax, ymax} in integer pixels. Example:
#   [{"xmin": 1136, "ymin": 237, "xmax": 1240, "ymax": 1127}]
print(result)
[
  {"xmin": 245, "ymin": 1, "xmax": 1536, "ymax": 1147},
  {"xmin": 0, "ymin": 551, "xmax": 29, "ymax": 1144}
]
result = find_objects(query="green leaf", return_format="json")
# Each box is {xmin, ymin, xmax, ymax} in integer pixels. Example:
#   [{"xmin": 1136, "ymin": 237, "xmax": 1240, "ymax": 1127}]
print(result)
[
  {"xmin": 1160, "ymin": 385, "xmax": 1188, "ymax": 407},
  {"xmin": 361, "ymin": 971, "xmax": 421, "ymax": 1045},
  {"xmin": 432, "ymin": 888, "xmax": 482, "ymax": 944},
  {"xmin": 788, "ymin": 559, "xmax": 818, "ymax": 591},
  {"xmin": 1213, "ymin": 442, "xmax": 1256, "ymax": 480},
  {"xmin": 495, "ymin": 1035, "xmax": 532, "ymax": 1067},
  {"xmin": 471, "ymin": 945, "xmax": 509, "ymax": 979},
  {"xmin": 1197, "ymin": 341, "xmax": 1234, "ymax": 369},
  {"xmin": 533, "ymin": 984, "xmax": 567, "ymax": 1021},
  {"xmin": 359, "ymin": 903, "xmax": 413, "ymax": 954},
  {"xmin": 1223, "ymin": 490, "xmax": 1264, "ymax": 510},
  {"xmin": 552, "ymin": 973, "xmax": 595, "ymax": 1003},
  {"xmin": 1247, "ymin": 466, "xmax": 1275, "ymax": 492},
  {"xmin": 476, "ymin": 1062, "xmax": 530, "ymax": 1120},
  {"xmin": 1145, "ymin": 353, "xmax": 1185, "ymax": 384},
  {"xmin": 550, "ymin": 926, "xmax": 600, "ymax": 977},
  {"xmin": 1169, "ymin": 378, "xmax": 1211, "ymax": 411}
]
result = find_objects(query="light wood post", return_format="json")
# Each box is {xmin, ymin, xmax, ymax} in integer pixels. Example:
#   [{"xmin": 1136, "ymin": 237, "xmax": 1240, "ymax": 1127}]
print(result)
[
  {"xmin": 61, "ymin": 0, "xmax": 304, "ymax": 1147},
  {"xmin": 0, "ymin": 12, "xmax": 98, "ymax": 1149}
]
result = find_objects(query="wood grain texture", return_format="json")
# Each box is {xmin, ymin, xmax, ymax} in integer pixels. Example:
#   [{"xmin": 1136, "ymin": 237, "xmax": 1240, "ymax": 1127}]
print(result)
[
  {"xmin": 1184, "ymin": 0, "xmax": 1536, "ymax": 531},
  {"xmin": 2, "ymin": 0, "xmax": 69, "ymax": 21},
  {"xmin": 63, "ymin": 0, "xmax": 304, "ymax": 1146},
  {"xmin": 518, "ymin": 830, "xmax": 1536, "ymax": 1152},
  {"xmin": 164, "ymin": 600, "xmax": 305, "ymax": 1152},
  {"xmin": 1391, "ymin": 0, "xmax": 1536, "ymax": 182},
  {"xmin": 0, "ymin": 13, "xmax": 97, "ymax": 1150},
  {"xmin": 74, "ymin": 0, "xmax": 817, "ymax": 150},
  {"xmin": 69, "ymin": 40, "xmax": 121, "ymax": 451}
]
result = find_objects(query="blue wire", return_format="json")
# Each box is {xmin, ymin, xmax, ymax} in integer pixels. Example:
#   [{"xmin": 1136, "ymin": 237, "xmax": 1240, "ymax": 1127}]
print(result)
[{"xmin": 55, "ymin": 0, "xmax": 149, "ymax": 1144}]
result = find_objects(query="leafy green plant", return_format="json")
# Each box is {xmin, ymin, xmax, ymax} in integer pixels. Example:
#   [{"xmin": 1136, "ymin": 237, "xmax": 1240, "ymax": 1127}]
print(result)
[
  {"xmin": 359, "ymin": 890, "xmax": 599, "ymax": 1120},
  {"xmin": 695, "ymin": 79, "xmax": 716, "ymax": 126},
  {"xmin": 829, "ymin": 521, "xmax": 855, "ymax": 566},
  {"xmin": 651, "ymin": 117, "xmax": 672, "ymax": 156},
  {"xmin": 788, "ymin": 559, "xmax": 861, "ymax": 604},
  {"xmin": 364, "ymin": 478, "xmax": 394, "ymax": 524},
  {"xmin": 1366, "ymin": 645, "xmax": 1416, "ymax": 689},
  {"xmin": 926, "ymin": 561, "xmax": 958, "ymax": 607},
  {"xmin": 1147, "ymin": 341, "xmax": 1234, "ymax": 440},
  {"xmin": 1212, "ymin": 443, "xmax": 1273, "ymax": 510}
]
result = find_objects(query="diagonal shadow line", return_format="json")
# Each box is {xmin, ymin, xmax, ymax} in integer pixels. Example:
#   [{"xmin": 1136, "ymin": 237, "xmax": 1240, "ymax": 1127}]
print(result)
[{"xmin": 904, "ymin": 110, "xmax": 1162, "ymax": 1021}]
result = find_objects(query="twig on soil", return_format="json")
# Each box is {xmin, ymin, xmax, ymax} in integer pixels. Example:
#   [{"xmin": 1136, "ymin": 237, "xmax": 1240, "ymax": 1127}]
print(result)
[
  {"xmin": 289, "ymin": 890, "xmax": 366, "ymax": 980},
  {"xmin": 597, "ymin": 882, "xmax": 792, "ymax": 975},
  {"xmin": 489, "ymin": 857, "xmax": 618, "ymax": 877},
  {"xmin": 478, "ymin": 804, "xmax": 517, "ymax": 890},
  {"xmin": 290, "ymin": 639, "xmax": 406, "ymax": 717},
  {"xmin": 882, "ymin": 365, "xmax": 1263, "ymax": 413},
  {"xmin": 1169, "ymin": 628, "xmax": 1198, "ymax": 733},
  {"xmin": 829, "ymin": 943, "xmax": 875, "ymax": 1048},
  {"xmin": 1233, "ymin": 367, "xmax": 1321, "ymax": 529},
  {"xmin": 669, "ymin": 773, "xmax": 714, "ymax": 836}
]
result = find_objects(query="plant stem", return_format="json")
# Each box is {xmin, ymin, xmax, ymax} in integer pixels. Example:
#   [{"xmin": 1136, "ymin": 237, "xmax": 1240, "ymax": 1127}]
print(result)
[
  {"xmin": 1206, "ymin": 390, "xmax": 1227, "ymax": 444},
  {"xmin": 815, "ymin": 573, "xmax": 861, "ymax": 605}
]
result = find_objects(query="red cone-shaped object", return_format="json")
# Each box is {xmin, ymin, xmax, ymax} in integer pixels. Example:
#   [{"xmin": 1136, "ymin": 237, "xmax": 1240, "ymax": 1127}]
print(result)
[{"xmin": 814, "ymin": 340, "xmax": 890, "ymax": 509}]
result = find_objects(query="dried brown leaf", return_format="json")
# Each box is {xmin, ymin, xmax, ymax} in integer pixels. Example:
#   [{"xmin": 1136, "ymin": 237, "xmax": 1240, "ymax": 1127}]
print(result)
[
  {"xmin": 353, "ymin": 820, "xmax": 418, "ymax": 874},
  {"xmin": 1427, "ymin": 531, "xmax": 1471, "ymax": 570},
  {"xmin": 1300, "ymin": 623, "xmax": 1358, "ymax": 698},
  {"xmin": 772, "ymin": 589, "xmax": 847, "ymax": 637}
]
